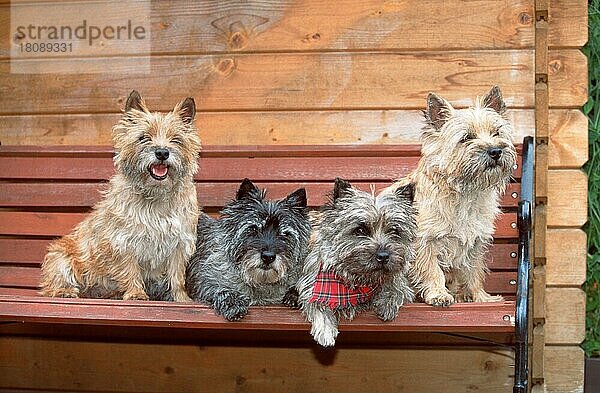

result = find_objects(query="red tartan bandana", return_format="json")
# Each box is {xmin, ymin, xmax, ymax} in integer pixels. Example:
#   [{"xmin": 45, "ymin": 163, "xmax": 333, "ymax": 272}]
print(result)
[{"xmin": 309, "ymin": 264, "xmax": 380, "ymax": 309}]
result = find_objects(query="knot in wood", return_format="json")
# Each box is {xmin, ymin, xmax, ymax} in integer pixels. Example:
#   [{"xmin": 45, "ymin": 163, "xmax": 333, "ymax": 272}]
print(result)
[
  {"xmin": 548, "ymin": 59, "xmax": 562, "ymax": 75},
  {"xmin": 229, "ymin": 31, "xmax": 247, "ymax": 50},
  {"xmin": 217, "ymin": 58, "xmax": 236, "ymax": 76},
  {"xmin": 518, "ymin": 12, "xmax": 532, "ymax": 25}
]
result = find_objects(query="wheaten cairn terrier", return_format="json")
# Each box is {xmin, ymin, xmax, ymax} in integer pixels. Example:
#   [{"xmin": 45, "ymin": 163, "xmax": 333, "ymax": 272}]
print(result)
[
  {"xmin": 386, "ymin": 86, "xmax": 517, "ymax": 307},
  {"xmin": 40, "ymin": 91, "xmax": 201, "ymax": 302}
]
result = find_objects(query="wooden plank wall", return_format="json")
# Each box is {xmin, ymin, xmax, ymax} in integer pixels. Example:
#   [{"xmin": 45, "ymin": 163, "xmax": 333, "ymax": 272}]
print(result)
[{"xmin": 0, "ymin": 1, "xmax": 588, "ymax": 392}]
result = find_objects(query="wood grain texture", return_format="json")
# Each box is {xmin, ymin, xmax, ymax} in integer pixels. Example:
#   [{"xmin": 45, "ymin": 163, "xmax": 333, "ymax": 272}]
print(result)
[
  {"xmin": 0, "ymin": 145, "xmax": 523, "ymax": 181},
  {"xmin": 0, "ymin": 210, "xmax": 519, "ymax": 238},
  {"xmin": 544, "ymin": 346, "xmax": 585, "ymax": 393},
  {"xmin": 0, "ymin": 239, "xmax": 49, "ymax": 265},
  {"xmin": 0, "ymin": 182, "xmax": 522, "ymax": 208},
  {"xmin": 548, "ymin": 109, "xmax": 588, "ymax": 168},
  {"xmin": 546, "ymin": 229, "xmax": 587, "ymax": 286},
  {"xmin": 0, "ymin": 0, "xmax": 587, "ymax": 57},
  {"xmin": 547, "ymin": 50, "xmax": 588, "ymax": 108},
  {"xmin": 0, "ymin": 238, "xmax": 517, "ymax": 269},
  {"xmin": 0, "ymin": 265, "xmax": 517, "ymax": 294},
  {"xmin": 0, "ymin": 50, "xmax": 587, "ymax": 114},
  {"xmin": 547, "ymin": 170, "xmax": 588, "ymax": 227},
  {"xmin": 0, "ymin": 296, "xmax": 517, "ymax": 332},
  {"xmin": 545, "ymin": 288, "xmax": 586, "ymax": 345},
  {"xmin": 0, "ymin": 109, "xmax": 532, "ymax": 146},
  {"xmin": 0, "ymin": 337, "xmax": 515, "ymax": 393},
  {"xmin": 549, "ymin": 0, "xmax": 588, "ymax": 48},
  {"xmin": 0, "ymin": 108, "xmax": 587, "ymax": 168}
]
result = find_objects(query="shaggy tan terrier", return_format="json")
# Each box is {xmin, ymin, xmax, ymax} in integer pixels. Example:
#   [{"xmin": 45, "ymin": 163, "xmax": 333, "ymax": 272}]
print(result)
[
  {"xmin": 40, "ymin": 91, "xmax": 201, "ymax": 302},
  {"xmin": 385, "ymin": 86, "xmax": 516, "ymax": 306}
]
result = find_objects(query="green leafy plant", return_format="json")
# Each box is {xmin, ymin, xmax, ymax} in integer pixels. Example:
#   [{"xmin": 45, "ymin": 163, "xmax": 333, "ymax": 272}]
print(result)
[{"xmin": 582, "ymin": 0, "xmax": 600, "ymax": 358}]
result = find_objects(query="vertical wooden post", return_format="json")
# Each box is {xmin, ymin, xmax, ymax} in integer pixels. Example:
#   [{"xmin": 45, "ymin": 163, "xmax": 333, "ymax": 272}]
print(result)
[{"xmin": 532, "ymin": 0, "xmax": 549, "ymax": 390}]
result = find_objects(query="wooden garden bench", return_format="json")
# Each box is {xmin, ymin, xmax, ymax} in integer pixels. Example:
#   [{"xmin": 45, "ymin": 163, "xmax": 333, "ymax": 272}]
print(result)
[{"xmin": 0, "ymin": 138, "xmax": 533, "ymax": 391}]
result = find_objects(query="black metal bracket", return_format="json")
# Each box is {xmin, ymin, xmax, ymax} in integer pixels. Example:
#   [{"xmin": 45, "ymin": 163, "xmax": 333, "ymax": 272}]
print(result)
[{"xmin": 513, "ymin": 136, "xmax": 534, "ymax": 393}]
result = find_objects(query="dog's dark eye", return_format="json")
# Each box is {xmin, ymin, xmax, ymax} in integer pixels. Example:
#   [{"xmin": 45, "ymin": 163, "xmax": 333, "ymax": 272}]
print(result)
[
  {"xmin": 353, "ymin": 224, "xmax": 370, "ymax": 237},
  {"xmin": 171, "ymin": 138, "xmax": 183, "ymax": 145},
  {"xmin": 390, "ymin": 227, "xmax": 403, "ymax": 237},
  {"xmin": 491, "ymin": 130, "xmax": 500, "ymax": 138},
  {"xmin": 460, "ymin": 133, "xmax": 476, "ymax": 143},
  {"xmin": 138, "ymin": 135, "xmax": 150, "ymax": 143},
  {"xmin": 247, "ymin": 225, "xmax": 259, "ymax": 235}
]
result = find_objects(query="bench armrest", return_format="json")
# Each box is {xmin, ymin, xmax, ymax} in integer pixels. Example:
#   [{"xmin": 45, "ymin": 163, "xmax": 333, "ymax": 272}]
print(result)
[{"xmin": 514, "ymin": 136, "xmax": 534, "ymax": 393}]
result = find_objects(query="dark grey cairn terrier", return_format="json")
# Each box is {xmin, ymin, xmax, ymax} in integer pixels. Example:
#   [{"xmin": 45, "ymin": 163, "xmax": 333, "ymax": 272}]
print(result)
[
  {"xmin": 297, "ymin": 178, "xmax": 416, "ymax": 347},
  {"xmin": 186, "ymin": 179, "xmax": 311, "ymax": 321}
]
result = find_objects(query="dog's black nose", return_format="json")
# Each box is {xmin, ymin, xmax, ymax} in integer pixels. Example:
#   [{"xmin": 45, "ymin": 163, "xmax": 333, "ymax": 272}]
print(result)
[
  {"xmin": 375, "ymin": 251, "xmax": 390, "ymax": 264},
  {"xmin": 487, "ymin": 147, "xmax": 502, "ymax": 161},
  {"xmin": 155, "ymin": 148, "xmax": 170, "ymax": 161},
  {"xmin": 261, "ymin": 251, "xmax": 276, "ymax": 265}
]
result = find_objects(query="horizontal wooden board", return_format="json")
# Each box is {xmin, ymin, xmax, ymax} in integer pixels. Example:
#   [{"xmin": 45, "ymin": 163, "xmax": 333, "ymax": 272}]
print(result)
[
  {"xmin": 0, "ymin": 210, "xmax": 517, "ymax": 238},
  {"xmin": 547, "ymin": 49, "xmax": 588, "ymax": 108},
  {"xmin": 0, "ymin": 265, "xmax": 516, "ymax": 296},
  {"xmin": 0, "ymin": 0, "xmax": 587, "ymax": 58},
  {"xmin": 549, "ymin": 0, "xmax": 588, "ymax": 48},
  {"xmin": 0, "ymin": 239, "xmax": 519, "ymax": 270},
  {"xmin": 545, "ymin": 288, "xmax": 586, "ymax": 345},
  {"xmin": 546, "ymin": 229, "xmax": 587, "ymax": 286},
  {"xmin": 544, "ymin": 346, "xmax": 585, "ymax": 393},
  {"xmin": 548, "ymin": 109, "xmax": 588, "ymax": 168},
  {"xmin": 0, "ymin": 146, "xmax": 523, "ymax": 181},
  {"xmin": 0, "ymin": 156, "xmax": 417, "ymax": 181},
  {"xmin": 0, "ymin": 109, "xmax": 586, "ymax": 169},
  {"xmin": 0, "ymin": 322, "xmax": 517, "ymax": 346},
  {"xmin": 0, "ymin": 109, "xmax": 532, "ymax": 146},
  {"xmin": 0, "ymin": 295, "xmax": 516, "ymax": 332},
  {"xmin": 0, "ymin": 337, "xmax": 515, "ymax": 393},
  {"xmin": 0, "ymin": 49, "xmax": 587, "ymax": 114},
  {"xmin": 547, "ymin": 169, "xmax": 588, "ymax": 227},
  {"xmin": 0, "ymin": 182, "xmax": 522, "ymax": 208}
]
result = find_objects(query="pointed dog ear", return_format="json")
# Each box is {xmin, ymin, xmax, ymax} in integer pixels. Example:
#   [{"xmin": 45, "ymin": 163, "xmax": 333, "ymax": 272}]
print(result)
[
  {"xmin": 125, "ymin": 90, "xmax": 146, "ymax": 113},
  {"xmin": 236, "ymin": 178, "xmax": 260, "ymax": 200},
  {"xmin": 395, "ymin": 183, "xmax": 415, "ymax": 204},
  {"xmin": 178, "ymin": 97, "xmax": 196, "ymax": 124},
  {"xmin": 424, "ymin": 92, "xmax": 454, "ymax": 130},
  {"xmin": 284, "ymin": 188, "xmax": 307, "ymax": 208},
  {"xmin": 332, "ymin": 177, "xmax": 352, "ymax": 201},
  {"xmin": 482, "ymin": 85, "xmax": 506, "ymax": 115}
]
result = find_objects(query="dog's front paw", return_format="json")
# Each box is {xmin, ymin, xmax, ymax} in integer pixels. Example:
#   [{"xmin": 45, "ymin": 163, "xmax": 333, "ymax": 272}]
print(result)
[
  {"xmin": 282, "ymin": 288, "xmax": 300, "ymax": 309},
  {"xmin": 123, "ymin": 290, "xmax": 149, "ymax": 301},
  {"xmin": 424, "ymin": 290, "xmax": 454, "ymax": 307},
  {"xmin": 43, "ymin": 287, "xmax": 80, "ymax": 298},
  {"xmin": 311, "ymin": 323, "xmax": 338, "ymax": 347},
  {"xmin": 309, "ymin": 311, "xmax": 339, "ymax": 347},
  {"xmin": 214, "ymin": 290, "xmax": 251, "ymax": 321}
]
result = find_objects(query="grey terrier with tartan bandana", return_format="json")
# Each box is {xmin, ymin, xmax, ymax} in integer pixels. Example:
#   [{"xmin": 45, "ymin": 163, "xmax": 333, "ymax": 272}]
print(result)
[
  {"xmin": 186, "ymin": 179, "xmax": 310, "ymax": 321},
  {"xmin": 297, "ymin": 178, "xmax": 416, "ymax": 347}
]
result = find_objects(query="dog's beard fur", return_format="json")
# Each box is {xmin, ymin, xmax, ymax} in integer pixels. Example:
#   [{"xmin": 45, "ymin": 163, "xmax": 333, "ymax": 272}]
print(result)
[
  {"xmin": 186, "ymin": 179, "xmax": 310, "ymax": 321},
  {"xmin": 40, "ymin": 91, "xmax": 201, "ymax": 302},
  {"xmin": 239, "ymin": 252, "xmax": 288, "ymax": 286},
  {"xmin": 298, "ymin": 179, "xmax": 416, "ymax": 346},
  {"xmin": 402, "ymin": 86, "xmax": 516, "ymax": 307}
]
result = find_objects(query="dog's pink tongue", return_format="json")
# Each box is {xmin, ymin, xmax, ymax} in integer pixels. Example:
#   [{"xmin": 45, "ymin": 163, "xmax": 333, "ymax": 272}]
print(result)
[{"xmin": 151, "ymin": 164, "xmax": 168, "ymax": 177}]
